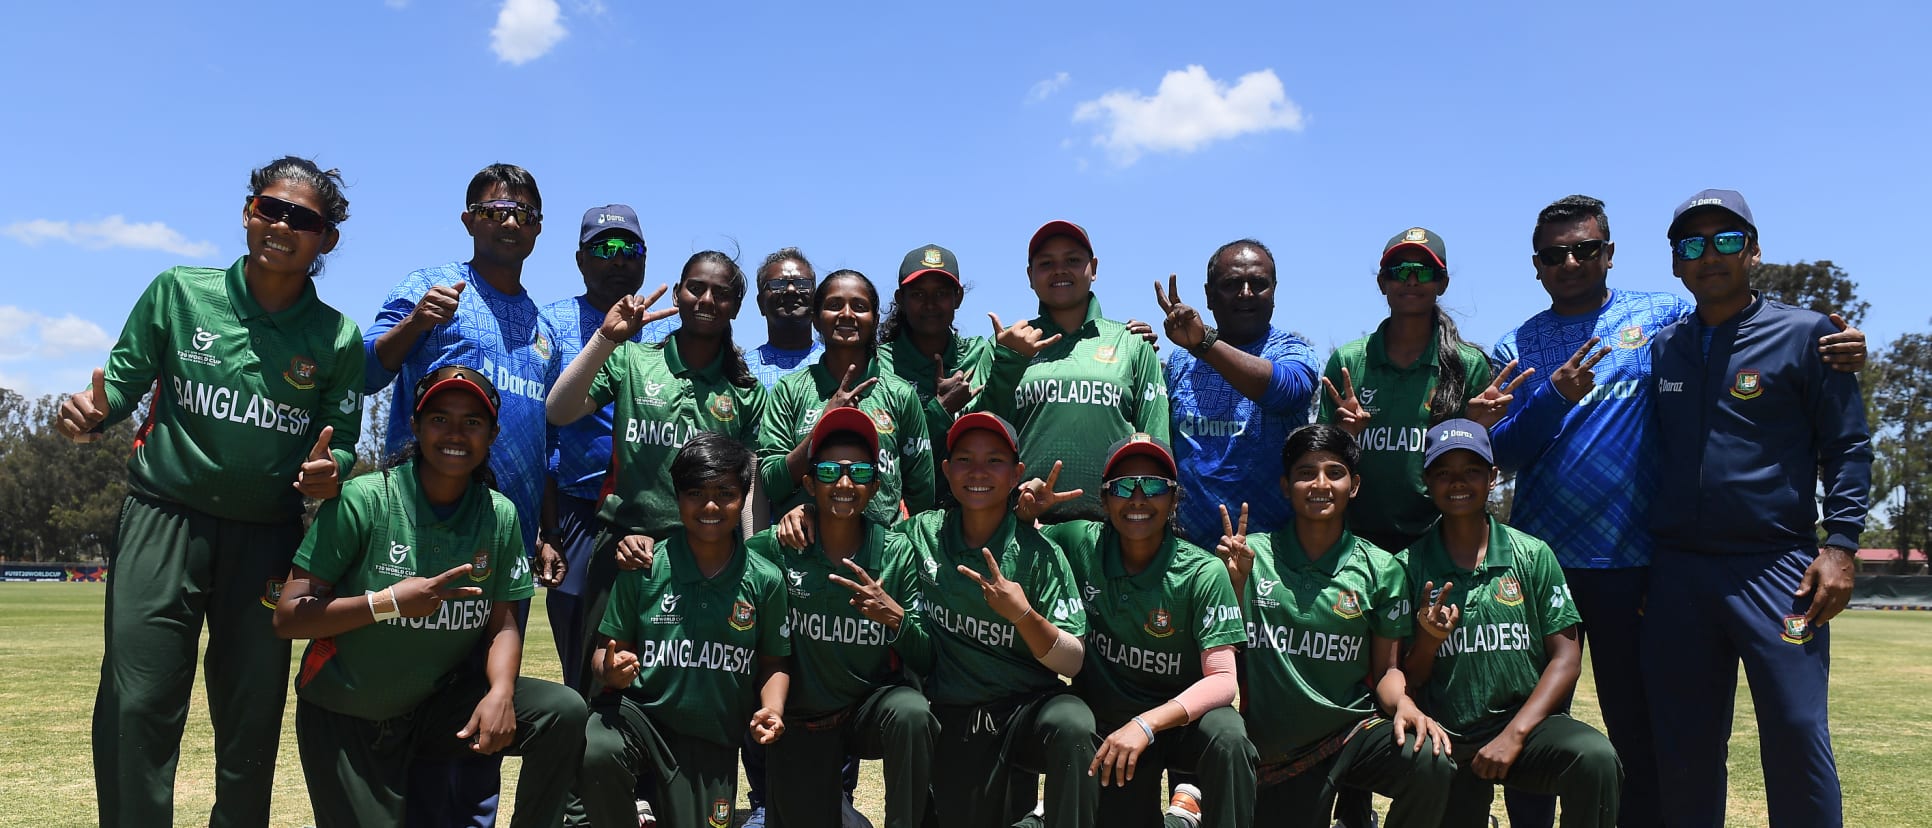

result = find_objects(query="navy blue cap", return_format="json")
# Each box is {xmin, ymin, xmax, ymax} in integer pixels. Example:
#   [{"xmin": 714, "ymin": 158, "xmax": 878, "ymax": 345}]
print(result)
[
  {"xmin": 580, "ymin": 204, "xmax": 645, "ymax": 245},
  {"xmin": 1668, "ymin": 189, "xmax": 1756, "ymax": 240},
  {"xmin": 1423, "ymin": 418, "xmax": 1493, "ymax": 468}
]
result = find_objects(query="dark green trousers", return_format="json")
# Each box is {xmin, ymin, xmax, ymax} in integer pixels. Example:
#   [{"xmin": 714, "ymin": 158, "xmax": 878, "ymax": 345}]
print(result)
[
  {"xmin": 930, "ymin": 691, "xmax": 1098, "ymax": 828},
  {"xmin": 1444, "ymin": 714, "xmax": 1621, "ymax": 828},
  {"xmin": 93, "ymin": 495, "xmax": 300, "ymax": 828},
  {"xmin": 576, "ymin": 693, "xmax": 742, "ymax": 828},
  {"xmin": 768, "ymin": 684, "xmax": 937, "ymax": 828},
  {"xmin": 1254, "ymin": 717, "xmax": 1455, "ymax": 828},
  {"xmin": 295, "ymin": 675, "xmax": 586, "ymax": 827},
  {"xmin": 1094, "ymin": 706, "xmax": 1256, "ymax": 828},
  {"xmin": 570, "ymin": 527, "xmax": 626, "ymax": 697}
]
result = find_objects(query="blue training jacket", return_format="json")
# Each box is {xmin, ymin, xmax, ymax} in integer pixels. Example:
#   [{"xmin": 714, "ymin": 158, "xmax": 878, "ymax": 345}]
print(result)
[{"xmin": 1647, "ymin": 293, "xmax": 1871, "ymax": 554}]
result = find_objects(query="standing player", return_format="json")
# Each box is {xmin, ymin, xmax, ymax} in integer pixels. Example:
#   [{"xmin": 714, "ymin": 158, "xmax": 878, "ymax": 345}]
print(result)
[
  {"xmin": 745, "ymin": 247, "xmax": 827, "ymax": 388},
  {"xmin": 876, "ymin": 244, "xmax": 991, "ymax": 510},
  {"xmin": 1643, "ymin": 189, "xmax": 1871, "ymax": 826},
  {"xmin": 58, "ymin": 157, "xmax": 363, "ymax": 828}
]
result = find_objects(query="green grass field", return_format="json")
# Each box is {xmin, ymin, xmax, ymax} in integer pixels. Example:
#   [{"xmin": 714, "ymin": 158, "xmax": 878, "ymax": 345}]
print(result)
[{"xmin": 3, "ymin": 584, "xmax": 1928, "ymax": 827}]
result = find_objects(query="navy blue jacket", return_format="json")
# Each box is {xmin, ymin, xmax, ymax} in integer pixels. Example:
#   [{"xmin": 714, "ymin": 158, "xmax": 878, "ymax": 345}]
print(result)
[{"xmin": 1647, "ymin": 293, "xmax": 1871, "ymax": 554}]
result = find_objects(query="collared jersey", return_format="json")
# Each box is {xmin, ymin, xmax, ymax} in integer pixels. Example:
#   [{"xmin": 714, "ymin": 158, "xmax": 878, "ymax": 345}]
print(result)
[
  {"xmin": 1164, "ymin": 325, "xmax": 1320, "ymax": 544},
  {"xmin": 100, "ymin": 258, "xmax": 363, "ymax": 523},
  {"xmin": 891, "ymin": 510, "xmax": 1087, "ymax": 706},
  {"xmin": 364, "ymin": 263, "xmax": 558, "ymax": 550},
  {"xmin": 745, "ymin": 340, "xmax": 825, "ymax": 390},
  {"xmin": 1239, "ymin": 529, "xmax": 1409, "ymax": 763},
  {"xmin": 982, "ymin": 295, "xmax": 1170, "ymax": 521},
  {"xmin": 756, "ymin": 358, "xmax": 935, "ymax": 526},
  {"xmin": 748, "ymin": 526, "xmax": 917, "ymax": 717},
  {"xmin": 1490, "ymin": 289, "xmax": 1694, "ymax": 569},
  {"xmin": 538, "ymin": 295, "xmax": 649, "ymax": 501},
  {"xmin": 1042, "ymin": 521, "xmax": 1245, "ymax": 726},
  {"xmin": 599, "ymin": 532, "xmax": 792, "ymax": 746},
  {"xmin": 1318, "ymin": 321, "xmax": 1492, "ymax": 544},
  {"xmin": 293, "ymin": 460, "xmax": 532, "ymax": 721},
  {"xmin": 876, "ymin": 334, "xmax": 994, "ymax": 509},
  {"xmin": 588, "ymin": 336, "xmax": 769, "ymax": 538}
]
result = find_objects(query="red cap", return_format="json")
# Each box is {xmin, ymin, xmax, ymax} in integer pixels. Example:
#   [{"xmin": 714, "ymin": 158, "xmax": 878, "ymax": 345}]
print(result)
[
  {"xmin": 413, "ymin": 365, "xmax": 500, "ymax": 419},
  {"xmin": 807, "ymin": 406, "xmax": 881, "ymax": 458},
  {"xmin": 946, "ymin": 411, "xmax": 1019, "ymax": 453},
  {"xmin": 1028, "ymin": 220, "xmax": 1093, "ymax": 259},
  {"xmin": 1104, "ymin": 432, "xmax": 1176, "ymax": 478}
]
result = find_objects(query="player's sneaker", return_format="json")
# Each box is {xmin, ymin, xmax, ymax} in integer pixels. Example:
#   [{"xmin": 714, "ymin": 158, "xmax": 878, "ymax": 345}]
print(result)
[
  {"xmin": 840, "ymin": 795, "xmax": 874, "ymax": 828},
  {"xmin": 742, "ymin": 805, "xmax": 767, "ymax": 828},
  {"xmin": 1166, "ymin": 783, "xmax": 1203, "ymax": 828},
  {"xmin": 635, "ymin": 798, "xmax": 657, "ymax": 827}
]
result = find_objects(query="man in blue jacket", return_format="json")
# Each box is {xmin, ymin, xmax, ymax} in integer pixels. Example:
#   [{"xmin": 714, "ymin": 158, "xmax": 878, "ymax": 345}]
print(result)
[{"xmin": 1643, "ymin": 189, "xmax": 1870, "ymax": 827}]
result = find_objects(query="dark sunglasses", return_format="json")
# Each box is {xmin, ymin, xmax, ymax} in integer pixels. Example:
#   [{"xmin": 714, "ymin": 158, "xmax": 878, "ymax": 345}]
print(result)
[
  {"xmin": 246, "ymin": 195, "xmax": 330, "ymax": 234},
  {"xmin": 586, "ymin": 238, "xmax": 644, "ymax": 260},
  {"xmin": 813, "ymin": 460, "xmax": 877, "ymax": 485},
  {"xmin": 1104, "ymin": 475, "xmax": 1175, "ymax": 498},
  {"xmin": 468, "ymin": 200, "xmax": 542, "ymax": 225},
  {"xmin": 1379, "ymin": 262, "xmax": 1442, "ymax": 283},
  {"xmin": 763, "ymin": 277, "xmax": 813, "ymax": 292},
  {"xmin": 1535, "ymin": 239, "xmax": 1608, "ymax": 266},
  {"xmin": 1673, "ymin": 231, "xmax": 1750, "ymax": 261}
]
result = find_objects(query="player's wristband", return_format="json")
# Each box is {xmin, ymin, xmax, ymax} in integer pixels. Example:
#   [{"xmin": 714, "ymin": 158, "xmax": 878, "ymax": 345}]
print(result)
[
  {"xmin": 1132, "ymin": 715, "xmax": 1156, "ymax": 744},
  {"xmin": 369, "ymin": 588, "xmax": 401, "ymax": 622}
]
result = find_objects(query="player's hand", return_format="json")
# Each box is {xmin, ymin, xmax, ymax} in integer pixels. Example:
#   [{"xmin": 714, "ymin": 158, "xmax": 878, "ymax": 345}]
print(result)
[
  {"xmin": 457, "ymin": 688, "xmax": 516, "ymax": 755},
  {"xmin": 599, "ymin": 285, "xmax": 676, "ymax": 342},
  {"xmin": 535, "ymin": 539, "xmax": 567, "ymax": 588},
  {"xmin": 935, "ymin": 363, "xmax": 979, "ymax": 414},
  {"xmin": 775, "ymin": 505, "xmax": 817, "ymax": 549},
  {"xmin": 1322, "ymin": 367, "xmax": 1372, "ymax": 437},
  {"xmin": 1089, "ymin": 719, "xmax": 1154, "ymax": 786},
  {"xmin": 1214, "ymin": 503, "xmax": 1253, "ymax": 593},
  {"xmin": 1549, "ymin": 337, "xmax": 1612, "ymax": 404},
  {"xmin": 1465, "ymin": 359, "xmax": 1532, "ymax": 428},
  {"xmin": 1154, "ymin": 273, "xmax": 1208, "ymax": 352},
  {"xmin": 750, "ymin": 707, "xmax": 785, "ymax": 744},
  {"xmin": 601, "ymin": 639, "xmax": 640, "ymax": 689},
  {"xmin": 1472, "ymin": 730, "xmax": 1525, "ymax": 781},
  {"xmin": 1819, "ymin": 313, "xmax": 1866, "ymax": 373},
  {"xmin": 1124, "ymin": 318, "xmax": 1160, "ymax": 353},
  {"xmin": 1798, "ymin": 545, "xmax": 1857, "ymax": 628},
  {"xmin": 407, "ymin": 282, "xmax": 466, "ymax": 331},
  {"xmin": 829, "ymin": 558, "xmax": 905, "ymax": 631},
  {"xmin": 1390, "ymin": 697, "xmax": 1450, "ymax": 757},
  {"xmin": 989, "ymin": 312, "xmax": 1063, "ymax": 359},
  {"xmin": 394, "ymin": 564, "xmax": 485, "ymax": 617},
  {"xmin": 292, "ymin": 426, "xmax": 341, "ymax": 499},
  {"xmin": 614, "ymin": 534, "xmax": 656, "ymax": 571},
  {"xmin": 1015, "ymin": 460, "xmax": 1085, "ymax": 522},
  {"xmin": 825, "ymin": 364, "xmax": 880, "ymax": 411},
  {"xmin": 1414, "ymin": 581, "xmax": 1460, "ymax": 643},
  {"xmin": 56, "ymin": 368, "xmax": 111, "ymax": 443},
  {"xmin": 959, "ymin": 548, "xmax": 1034, "ymax": 624}
]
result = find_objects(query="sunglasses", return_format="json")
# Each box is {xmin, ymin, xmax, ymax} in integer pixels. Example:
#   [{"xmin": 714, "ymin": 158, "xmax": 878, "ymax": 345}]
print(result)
[
  {"xmin": 813, "ymin": 460, "xmax": 877, "ymax": 485},
  {"xmin": 246, "ymin": 195, "xmax": 331, "ymax": 234},
  {"xmin": 1379, "ymin": 262, "xmax": 1442, "ymax": 283},
  {"xmin": 1673, "ymin": 231, "xmax": 1750, "ymax": 261},
  {"xmin": 1104, "ymin": 475, "xmax": 1175, "ymax": 498},
  {"xmin": 1535, "ymin": 239, "xmax": 1608, "ymax": 266},
  {"xmin": 586, "ymin": 238, "xmax": 644, "ymax": 260},
  {"xmin": 763, "ymin": 277, "xmax": 813, "ymax": 292},
  {"xmin": 468, "ymin": 200, "xmax": 542, "ymax": 225}
]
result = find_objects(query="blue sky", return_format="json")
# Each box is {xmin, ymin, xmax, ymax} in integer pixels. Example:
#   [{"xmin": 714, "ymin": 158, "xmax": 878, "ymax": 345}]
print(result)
[{"xmin": 2, "ymin": 1, "xmax": 1926, "ymax": 400}]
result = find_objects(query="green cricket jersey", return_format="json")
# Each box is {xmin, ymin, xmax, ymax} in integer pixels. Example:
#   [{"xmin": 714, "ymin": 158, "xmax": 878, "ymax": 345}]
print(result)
[
  {"xmin": 877, "ymin": 334, "xmax": 993, "ymax": 506},
  {"xmin": 981, "ymin": 296, "xmax": 1169, "ymax": 522},
  {"xmin": 1317, "ymin": 321, "xmax": 1492, "ymax": 543},
  {"xmin": 747, "ymin": 526, "xmax": 919, "ymax": 717},
  {"xmin": 1042, "ymin": 521, "xmax": 1246, "ymax": 726},
  {"xmin": 100, "ymin": 258, "xmax": 363, "ymax": 523},
  {"xmin": 589, "ymin": 336, "xmax": 769, "ymax": 538},
  {"xmin": 1239, "ymin": 529, "xmax": 1411, "ymax": 763},
  {"xmin": 599, "ymin": 531, "xmax": 792, "ymax": 746},
  {"xmin": 755, "ymin": 358, "xmax": 936, "ymax": 526},
  {"xmin": 891, "ymin": 509, "xmax": 1087, "ymax": 706},
  {"xmin": 1405, "ymin": 518, "xmax": 1580, "ymax": 737},
  {"xmin": 293, "ymin": 460, "xmax": 532, "ymax": 721}
]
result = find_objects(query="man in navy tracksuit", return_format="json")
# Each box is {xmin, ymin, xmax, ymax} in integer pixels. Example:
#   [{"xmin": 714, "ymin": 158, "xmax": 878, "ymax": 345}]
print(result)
[{"xmin": 1643, "ymin": 189, "xmax": 1870, "ymax": 827}]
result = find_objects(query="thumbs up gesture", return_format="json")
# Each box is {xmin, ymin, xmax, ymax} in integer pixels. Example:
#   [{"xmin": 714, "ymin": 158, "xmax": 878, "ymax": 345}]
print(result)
[
  {"xmin": 602, "ymin": 638, "xmax": 641, "ymax": 689},
  {"xmin": 55, "ymin": 368, "xmax": 111, "ymax": 443},
  {"xmin": 293, "ymin": 425, "xmax": 342, "ymax": 499}
]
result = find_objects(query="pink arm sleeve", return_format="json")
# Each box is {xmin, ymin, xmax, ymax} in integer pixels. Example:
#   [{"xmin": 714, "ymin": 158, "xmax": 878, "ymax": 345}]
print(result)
[{"xmin": 1170, "ymin": 644, "xmax": 1238, "ymax": 722}]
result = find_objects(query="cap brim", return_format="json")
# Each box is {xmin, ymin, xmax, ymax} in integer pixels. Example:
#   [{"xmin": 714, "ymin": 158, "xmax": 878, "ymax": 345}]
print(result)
[
  {"xmin": 899, "ymin": 267, "xmax": 960, "ymax": 286},
  {"xmin": 1667, "ymin": 206, "xmax": 1755, "ymax": 239},
  {"xmin": 581, "ymin": 226, "xmax": 644, "ymax": 244},
  {"xmin": 1380, "ymin": 242, "xmax": 1445, "ymax": 269},
  {"xmin": 416, "ymin": 377, "xmax": 499, "ymax": 418},
  {"xmin": 1105, "ymin": 441, "xmax": 1176, "ymax": 478},
  {"xmin": 1029, "ymin": 220, "xmax": 1092, "ymax": 257},
  {"xmin": 808, "ymin": 406, "xmax": 881, "ymax": 458},
  {"xmin": 946, "ymin": 411, "xmax": 1019, "ymax": 453}
]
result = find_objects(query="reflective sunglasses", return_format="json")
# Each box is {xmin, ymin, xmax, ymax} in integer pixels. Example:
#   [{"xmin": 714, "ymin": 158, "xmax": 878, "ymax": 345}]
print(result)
[
  {"xmin": 467, "ymin": 200, "xmax": 542, "ymax": 225},
  {"xmin": 763, "ymin": 277, "xmax": 813, "ymax": 292},
  {"xmin": 1535, "ymin": 239, "xmax": 1608, "ymax": 266},
  {"xmin": 1104, "ymin": 475, "xmax": 1175, "ymax": 498},
  {"xmin": 1378, "ymin": 262, "xmax": 1442, "ymax": 283},
  {"xmin": 813, "ymin": 460, "xmax": 878, "ymax": 485},
  {"xmin": 586, "ymin": 238, "xmax": 644, "ymax": 260},
  {"xmin": 1672, "ymin": 231, "xmax": 1750, "ymax": 261},
  {"xmin": 246, "ymin": 195, "xmax": 331, "ymax": 233}
]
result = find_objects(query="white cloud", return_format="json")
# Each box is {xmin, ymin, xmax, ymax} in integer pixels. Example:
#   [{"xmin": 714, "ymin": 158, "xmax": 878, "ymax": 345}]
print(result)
[
  {"xmin": 491, "ymin": 0, "xmax": 568, "ymax": 65},
  {"xmin": 1029, "ymin": 72, "xmax": 1071, "ymax": 103},
  {"xmin": 1072, "ymin": 65, "xmax": 1306, "ymax": 166},
  {"xmin": 3, "ymin": 216, "xmax": 217, "ymax": 258},
  {"xmin": 0, "ymin": 307, "xmax": 114, "ymax": 365}
]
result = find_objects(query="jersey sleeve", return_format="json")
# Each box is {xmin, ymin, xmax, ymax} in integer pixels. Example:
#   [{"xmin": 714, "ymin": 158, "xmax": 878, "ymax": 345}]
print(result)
[
  {"xmin": 1453, "ymin": 345, "xmax": 1495, "ymax": 419},
  {"xmin": 362, "ymin": 272, "xmax": 433, "ymax": 394},
  {"xmin": 316, "ymin": 317, "xmax": 367, "ymax": 478},
  {"xmin": 745, "ymin": 529, "xmax": 783, "ymax": 567},
  {"xmin": 598, "ymin": 568, "xmax": 645, "ymax": 645},
  {"xmin": 1316, "ymin": 348, "xmax": 1348, "ymax": 424},
  {"xmin": 1128, "ymin": 336, "xmax": 1171, "ymax": 442},
  {"xmin": 756, "ymin": 564, "xmax": 792, "ymax": 658},
  {"xmin": 879, "ymin": 533, "xmax": 936, "ymax": 673},
  {"xmin": 1190, "ymin": 557, "xmax": 1247, "ymax": 650},
  {"xmin": 756, "ymin": 373, "xmax": 808, "ymax": 506},
  {"xmin": 1027, "ymin": 530, "xmax": 1087, "ymax": 636},
  {"xmin": 496, "ymin": 497, "xmax": 536, "ymax": 602},
  {"xmin": 292, "ymin": 478, "xmax": 376, "ymax": 584},
  {"xmin": 1806, "ymin": 314, "xmax": 1873, "ymax": 550},
  {"xmin": 975, "ymin": 342, "xmax": 1028, "ymax": 420},
  {"xmin": 1367, "ymin": 550, "xmax": 1414, "ymax": 640},
  {"xmin": 894, "ymin": 387, "xmax": 936, "ymax": 517},
  {"xmin": 586, "ymin": 344, "xmax": 623, "ymax": 408},
  {"xmin": 1524, "ymin": 536, "xmax": 1580, "ymax": 636},
  {"xmin": 98, "ymin": 270, "xmax": 174, "ymax": 426}
]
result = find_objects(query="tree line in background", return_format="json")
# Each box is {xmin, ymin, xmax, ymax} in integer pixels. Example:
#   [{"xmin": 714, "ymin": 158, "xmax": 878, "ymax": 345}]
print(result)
[{"xmin": 2, "ymin": 263, "xmax": 1927, "ymax": 567}]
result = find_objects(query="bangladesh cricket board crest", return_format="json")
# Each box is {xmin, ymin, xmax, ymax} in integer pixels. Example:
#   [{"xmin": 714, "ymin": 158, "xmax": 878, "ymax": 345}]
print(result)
[
  {"xmin": 729, "ymin": 600, "xmax": 756, "ymax": 631},
  {"xmin": 710, "ymin": 798, "xmax": 732, "ymax": 827},
  {"xmin": 260, "ymin": 578, "xmax": 285, "ymax": 609},
  {"xmin": 283, "ymin": 356, "xmax": 318, "ymax": 390},
  {"xmin": 1731, "ymin": 369, "xmax": 1763, "ymax": 400},
  {"xmin": 708, "ymin": 393, "xmax": 736, "ymax": 421},
  {"xmin": 872, "ymin": 408, "xmax": 895, "ymax": 434},
  {"xmin": 1495, "ymin": 575, "xmax": 1524, "ymax": 606},
  {"xmin": 1144, "ymin": 608, "xmax": 1175, "ymax": 638},
  {"xmin": 470, "ymin": 549, "xmax": 491, "ymax": 582},
  {"xmin": 1617, "ymin": 324, "xmax": 1648, "ymax": 349},
  {"xmin": 1781, "ymin": 614, "xmax": 1814, "ymax": 645},
  {"xmin": 1332, "ymin": 589, "xmax": 1363, "ymax": 620}
]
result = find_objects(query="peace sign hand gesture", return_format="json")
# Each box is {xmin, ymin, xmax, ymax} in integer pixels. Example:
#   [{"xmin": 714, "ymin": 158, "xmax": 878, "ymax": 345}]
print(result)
[
  {"xmin": 1465, "ymin": 359, "xmax": 1533, "ymax": 428},
  {"xmin": 826, "ymin": 364, "xmax": 880, "ymax": 411},
  {"xmin": 395, "ymin": 564, "xmax": 485, "ymax": 618},
  {"xmin": 989, "ymin": 313, "xmax": 1063, "ymax": 360},
  {"xmin": 1550, "ymin": 337, "xmax": 1612, "ymax": 403},
  {"xmin": 1154, "ymin": 273, "xmax": 1208, "ymax": 351},
  {"xmin": 1415, "ymin": 581, "xmax": 1460, "ymax": 642},
  {"xmin": 1214, "ymin": 503, "xmax": 1253, "ymax": 593},
  {"xmin": 599, "ymin": 285, "xmax": 677, "ymax": 342},
  {"xmin": 958, "ymin": 548, "xmax": 1034, "ymax": 623},
  {"xmin": 829, "ymin": 558, "xmax": 905, "ymax": 630},
  {"xmin": 1322, "ymin": 367, "xmax": 1372, "ymax": 437},
  {"xmin": 1016, "ymin": 460, "xmax": 1086, "ymax": 522}
]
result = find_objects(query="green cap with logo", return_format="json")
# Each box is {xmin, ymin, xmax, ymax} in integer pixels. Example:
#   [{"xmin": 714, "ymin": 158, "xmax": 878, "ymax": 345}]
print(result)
[
  {"xmin": 1380, "ymin": 226, "xmax": 1447, "ymax": 268},
  {"xmin": 899, "ymin": 244, "xmax": 961, "ymax": 286}
]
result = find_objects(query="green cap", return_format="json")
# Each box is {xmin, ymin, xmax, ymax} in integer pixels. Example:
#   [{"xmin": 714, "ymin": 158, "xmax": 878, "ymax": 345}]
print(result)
[{"xmin": 1381, "ymin": 226, "xmax": 1447, "ymax": 268}]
